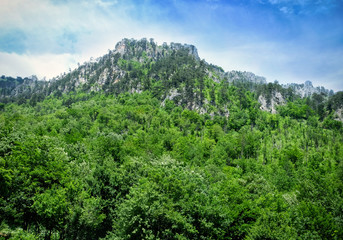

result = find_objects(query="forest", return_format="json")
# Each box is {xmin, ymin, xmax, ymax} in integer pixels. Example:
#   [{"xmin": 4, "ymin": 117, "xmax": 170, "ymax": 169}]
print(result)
[{"xmin": 1, "ymin": 39, "xmax": 343, "ymax": 239}]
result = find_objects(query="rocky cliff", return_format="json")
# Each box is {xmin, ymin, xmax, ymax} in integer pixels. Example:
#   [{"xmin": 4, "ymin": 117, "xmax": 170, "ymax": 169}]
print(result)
[{"xmin": 284, "ymin": 80, "xmax": 333, "ymax": 98}]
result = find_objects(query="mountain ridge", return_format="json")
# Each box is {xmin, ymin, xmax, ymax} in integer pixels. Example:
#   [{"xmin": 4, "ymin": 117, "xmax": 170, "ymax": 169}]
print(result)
[
  {"xmin": 0, "ymin": 38, "xmax": 333, "ymax": 98},
  {"xmin": 0, "ymin": 38, "xmax": 338, "ymax": 117}
]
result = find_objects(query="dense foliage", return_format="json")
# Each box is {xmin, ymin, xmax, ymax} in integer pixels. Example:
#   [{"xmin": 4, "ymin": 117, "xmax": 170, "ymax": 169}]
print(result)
[
  {"xmin": 1, "ymin": 39, "xmax": 343, "ymax": 239},
  {"xmin": 1, "ymin": 84, "xmax": 343, "ymax": 239}
]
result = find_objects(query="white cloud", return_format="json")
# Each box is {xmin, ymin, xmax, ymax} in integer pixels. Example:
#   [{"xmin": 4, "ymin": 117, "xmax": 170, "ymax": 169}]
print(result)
[
  {"xmin": 0, "ymin": 0, "xmax": 70, "ymax": 31},
  {"xmin": 95, "ymin": 0, "xmax": 118, "ymax": 8},
  {"xmin": 0, "ymin": 0, "xmax": 341, "ymax": 91},
  {"xmin": 279, "ymin": 6, "xmax": 293, "ymax": 14},
  {"xmin": 0, "ymin": 0, "xmax": 195, "ymax": 79},
  {"xmin": 268, "ymin": 0, "xmax": 310, "ymax": 5},
  {"xmin": 267, "ymin": 0, "xmax": 337, "ymax": 14},
  {"xmin": 0, "ymin": 51, "xmax": 80, "ymax": 79}
]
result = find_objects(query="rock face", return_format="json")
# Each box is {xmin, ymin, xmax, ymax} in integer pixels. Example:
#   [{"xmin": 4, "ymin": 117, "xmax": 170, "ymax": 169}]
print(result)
[
  {"xmin": 258, "ymin": 91, "xmax": 286, "ymax": 114},
  {"xmin": 114, "ymin": 38, "xmax": 199, "ymax": 61},
  {"xmin": 115, "ymin": 40, "xmax": 127, "ymax": 55},
  {"xmin": 284, "ymin": 80, "xmax": 333, "ymax": 98},
  {"xmin": 0, "ymin": 75, "xmax": 42, "ymax": 98},
  {"xmin": 335, "ymin": 108, "xmax": 343, "ymax": 122},
  {"xmin": 170, "ymin": 42, "xmax": 199, "ymax": 60},
  {"xmin": 226, "ymin": 71, "xmax": 267, "ymax": 85},
  {"xmin": 161, "ymin": 88, "xmax": 181, "ymax": 107}
]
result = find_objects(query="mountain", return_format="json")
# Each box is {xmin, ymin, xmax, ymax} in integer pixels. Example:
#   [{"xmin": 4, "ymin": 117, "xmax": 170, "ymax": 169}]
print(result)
[
  {"xmin": 1, "ymin": 38, "xmax": 340, "ymax": 123},
  {"xmin": 1, "ymin": 38, "xmax": 343, "ymax": 239},
  {"xmin": 1, "ymin": 38, "xmax": 342, "ymax": 121}
]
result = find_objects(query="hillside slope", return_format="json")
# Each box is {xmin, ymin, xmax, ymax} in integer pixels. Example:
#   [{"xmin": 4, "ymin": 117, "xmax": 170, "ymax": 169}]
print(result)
[{"xmin": 0, "ymin": 38, "xmax": 343, "ymax": 239}]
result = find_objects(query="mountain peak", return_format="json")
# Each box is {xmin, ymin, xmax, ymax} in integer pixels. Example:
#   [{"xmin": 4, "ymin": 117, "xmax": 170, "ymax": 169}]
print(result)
[
  {"xmin": 113, "ymin": 38, "xmax": 199, "ymax": 60},
  {"xmin": 170, "ymin": 42, "xmax": 199, "ymax": 60},
  {"xmin": 284, "ymin": 80, "xmax": 332, "ymax": 98}
]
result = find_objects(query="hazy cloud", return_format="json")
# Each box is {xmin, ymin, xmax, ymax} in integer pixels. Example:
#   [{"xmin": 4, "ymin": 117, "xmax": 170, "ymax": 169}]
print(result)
[
  {"xmin": 0, "ymin": 0, "xmax": 194, "ymax": 78},
  {"xmin": 266, "ymin": 0, "xmax": 340, "ymax": 14},
  {"xmin": 0, "ymin": 51, "xmax": 78, "ymax": 79}
]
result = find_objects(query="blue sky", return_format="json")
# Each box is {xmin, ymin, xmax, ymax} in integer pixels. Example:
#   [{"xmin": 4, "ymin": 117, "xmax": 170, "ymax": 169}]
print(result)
[{"xmin": 0, "ymin": 0, "xmax": 342, "ymax": 90}]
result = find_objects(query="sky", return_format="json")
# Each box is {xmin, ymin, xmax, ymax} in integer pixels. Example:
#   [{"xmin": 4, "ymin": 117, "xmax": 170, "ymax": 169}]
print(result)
[{"xmin": 0, "ymin": 0, "xmax": 342, "ymax": 91}]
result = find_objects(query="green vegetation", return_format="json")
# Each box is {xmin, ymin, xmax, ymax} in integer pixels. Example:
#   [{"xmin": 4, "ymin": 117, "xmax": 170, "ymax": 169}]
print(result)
[
  {"xmin": 1, "ymin": 87, "xmax": 343, "ymax": 239},
  {"xmin": 1, "ymin": 39, "xmax": 343, "ymax": 239}
]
